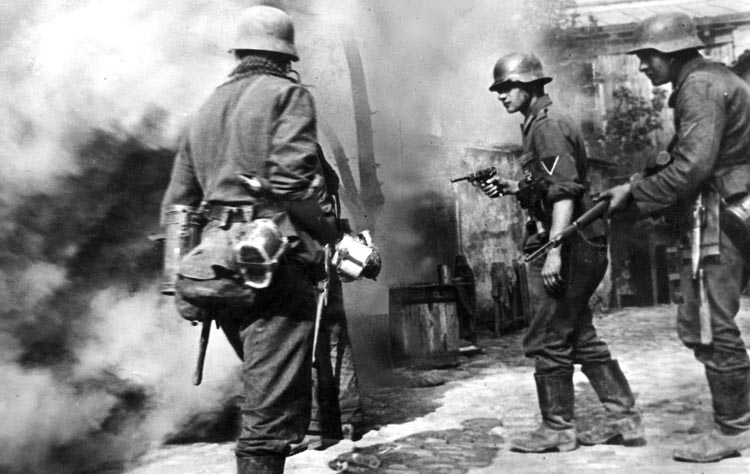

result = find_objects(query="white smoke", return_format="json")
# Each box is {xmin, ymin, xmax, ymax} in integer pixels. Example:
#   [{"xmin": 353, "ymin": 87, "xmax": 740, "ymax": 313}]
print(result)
[{"xmin": 0, "ymin": 0, "xmax": 238, "ymax": 190}]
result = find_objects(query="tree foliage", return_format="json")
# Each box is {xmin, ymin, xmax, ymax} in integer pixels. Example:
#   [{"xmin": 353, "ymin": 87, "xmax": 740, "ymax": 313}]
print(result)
[{"xmin": 595, "ymin": 86, "xmax": 667, "ymax": 172}]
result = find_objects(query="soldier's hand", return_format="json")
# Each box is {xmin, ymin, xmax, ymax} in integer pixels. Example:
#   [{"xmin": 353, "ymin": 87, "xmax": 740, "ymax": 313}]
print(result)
[
  {"xmin": 479, "ymin": 177, "xmax": 517, "ymax": 198},
  {"xmin": 542, "ymin": 248, "xmax": 564, "ymax": 296},
  {"xmin": 598, "ymin": 183, "xmax": 632, "ymax": 215}
]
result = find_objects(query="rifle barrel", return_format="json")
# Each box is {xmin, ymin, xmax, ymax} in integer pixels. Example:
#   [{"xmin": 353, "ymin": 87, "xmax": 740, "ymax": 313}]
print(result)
[
  {"xmin": 575, "ymin": 200, "xmax": 609, "ymax": 229},
  {"xmin": 524, "ymin": 200, "xmax": 609, "ymax": 263}
]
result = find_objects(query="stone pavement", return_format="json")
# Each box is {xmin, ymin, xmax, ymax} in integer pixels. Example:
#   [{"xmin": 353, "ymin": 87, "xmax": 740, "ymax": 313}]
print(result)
[{"xmin": 127, "ymin": 299, "xmax": 750, "ymax": 474}]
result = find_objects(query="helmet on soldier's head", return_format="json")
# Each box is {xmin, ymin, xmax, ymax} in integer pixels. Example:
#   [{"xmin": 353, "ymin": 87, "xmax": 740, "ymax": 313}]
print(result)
[
  {"xmin": 489, "ymin": 53, "xmax": 552, "ymax": 92},
  {"xmin": 627, "ymin": 12, "xmax": 704, "ymax": 55},
  {"xmin": 230, "ymin": 5, "xmax": 299, "ymax": 61}
]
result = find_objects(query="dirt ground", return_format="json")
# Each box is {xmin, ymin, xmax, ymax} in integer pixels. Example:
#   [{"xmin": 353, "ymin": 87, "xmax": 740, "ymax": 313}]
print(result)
[{"xmin": 126, "ymin": 299, "xmax": 750, "ymax": 474}]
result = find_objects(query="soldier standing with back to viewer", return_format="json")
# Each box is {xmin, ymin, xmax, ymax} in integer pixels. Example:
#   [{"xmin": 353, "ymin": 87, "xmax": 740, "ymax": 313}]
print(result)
[
  {"xmin": 600, "ymin": 12, "xmax": 750, "ymax": 463},
  {"xmin": 301, "ymin": 146, "xmax": 372, "ymax": 451},
  {"xmin": 161, "ymin": 6, "xmax": 339, "ymax": 474},
  {"xmin": 478, "ymin": 53, "xmax": 643, "ymax": 453}
]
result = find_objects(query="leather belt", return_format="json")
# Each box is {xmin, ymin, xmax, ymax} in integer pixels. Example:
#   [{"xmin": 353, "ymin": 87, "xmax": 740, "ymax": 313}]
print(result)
[{"xmin": 204, "ymin": 203, "xmax": 280, "ymax": 229}]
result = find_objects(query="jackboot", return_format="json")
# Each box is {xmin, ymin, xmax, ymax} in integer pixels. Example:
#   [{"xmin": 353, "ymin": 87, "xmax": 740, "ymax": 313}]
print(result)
[
  {"xmin": 510, "ymin": 373, "xmax": 578, "ymax": 453},
  {"xmin": 236, "ymin": 455, "xmax": 285, "ymax": 474},
  {"xmin": 579, "ymin": 360, "xmax": 645, "ymax": 446},
  {"xmin": 673, "ymin": 368, "xmax": 750, "ymax": 463}
]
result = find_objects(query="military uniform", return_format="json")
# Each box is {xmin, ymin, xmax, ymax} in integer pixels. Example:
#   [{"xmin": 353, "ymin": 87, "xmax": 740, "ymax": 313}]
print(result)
[
  {"xmin": 629, "ymin": 56, "xmax": 750, "ymax": 435},
  {"xmin": 309, "ymin": 275, "xmax": 365, "ymax": 437},
  {"xmin": 517, "ymin": 95, "xmax": 612, "ymax": 373},
  {"xmin": 307, "ymin": 148, "xmax": 365, "ymax": 442},
  {"xmin": 511, "ymin": 94, "xmax": 641, "ymax": 450},
  {"xmin": 161, "ymin": 55, "xmax": 334, "ymax": 465}
]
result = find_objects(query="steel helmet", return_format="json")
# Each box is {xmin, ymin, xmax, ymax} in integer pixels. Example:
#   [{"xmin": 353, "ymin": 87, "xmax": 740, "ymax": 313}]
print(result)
[
  {"xmin": 627, "ymin": 12, "xmax": 704, "ymax": 55},
  {"xmin": 489, "ymin": 53, "xmax": 552, "ymax": 92},
  {"xmin": 230, "ymin": 5, "xmax": 299, "ymax": 61}
]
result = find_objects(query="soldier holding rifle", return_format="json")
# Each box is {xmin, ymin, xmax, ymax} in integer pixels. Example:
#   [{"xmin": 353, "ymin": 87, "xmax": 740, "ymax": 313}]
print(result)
[
  {"xmin": 160, "ymin": 6, "xmax": 339, "ymax": 474},
  {"xmin": 478, "ymin": 52, "xmax": 642, "ymax": 453},
  {"xmin": 600, "ymin": 12, "xmax": 750, "ymax": 463}
]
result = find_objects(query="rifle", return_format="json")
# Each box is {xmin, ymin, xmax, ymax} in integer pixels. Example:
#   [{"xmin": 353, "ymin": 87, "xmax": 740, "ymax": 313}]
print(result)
[
  {"xmin": 692, "ymin": 194, "xmax": 712, "ymax": 345},
  {"xmin": 450, "ymin": 167, "xmax": 497, "ymax": 185},
  {"xmin": 524, "ymin": 200, "xmax": 609, "ymax": 262}
]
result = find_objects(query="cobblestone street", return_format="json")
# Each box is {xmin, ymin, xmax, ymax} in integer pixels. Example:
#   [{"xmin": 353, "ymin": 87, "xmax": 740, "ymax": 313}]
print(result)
[{"xmin": 128, "ymin": 299, "xmax": 750, "ymax": 474}]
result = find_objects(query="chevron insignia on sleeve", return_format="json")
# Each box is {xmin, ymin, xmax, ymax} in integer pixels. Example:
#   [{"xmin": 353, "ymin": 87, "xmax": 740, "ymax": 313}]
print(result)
[{"xmin": 540, "ymin": 156, "xmax": 559, "ymax": 175}]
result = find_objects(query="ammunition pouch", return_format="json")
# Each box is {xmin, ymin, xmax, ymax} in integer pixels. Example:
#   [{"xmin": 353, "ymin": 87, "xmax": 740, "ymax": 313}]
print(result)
[
  {"xmin": 516, "ymin": 180, "xmax": 537, "ymax": 209},
  {"xmin": 161, "ymin": 205, "xmax": 204, "ymax": 295},
  {"xmin": 722, "ymin": 193, "xmax": 750, "ymax": 255}
]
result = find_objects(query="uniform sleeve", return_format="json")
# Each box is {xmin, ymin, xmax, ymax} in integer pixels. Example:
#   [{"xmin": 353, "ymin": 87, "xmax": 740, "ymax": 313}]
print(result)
[
  {"xmin": 631, "ymin": 72, "xmax": 726, "ymax": 215},
  {"xmin": 315, "ymin": 143, "xmax": 339, "ymax": 218},
  {"xmin": 160, "ymin": 136, "xmax": 202, "ymax": 225},
  {"xmin": 531, "ymin": 117, "xmax": 585, "ymax": 204},
  {"xmin": 265, "ymin": 85, "xmax": 321, "ymax": 201}
]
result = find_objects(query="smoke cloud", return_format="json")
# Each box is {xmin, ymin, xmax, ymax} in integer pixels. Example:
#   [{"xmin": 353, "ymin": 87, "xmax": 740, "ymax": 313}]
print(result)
[{"xmin": 0, "ymin": 1, "xmax": 559, "ymax": 472}]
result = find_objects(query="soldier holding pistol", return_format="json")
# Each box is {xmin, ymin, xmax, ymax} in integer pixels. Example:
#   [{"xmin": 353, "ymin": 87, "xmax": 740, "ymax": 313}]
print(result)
[
  {"xmin": 600, "ymin": 12, "xmax": 750, "ymax": 463},
  {"xmin": 161, "ymin": 6, "xmax": 339, "ymax": 474},
  {"xmin": 480, "ymin": 53, "xmax": 643, "ymax": 453}
]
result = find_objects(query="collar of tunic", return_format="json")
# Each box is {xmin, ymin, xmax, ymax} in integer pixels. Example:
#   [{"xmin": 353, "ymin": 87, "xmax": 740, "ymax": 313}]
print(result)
[{"xmin": 521, "ymin": 94, "xmax": 553, "ymax": 135}]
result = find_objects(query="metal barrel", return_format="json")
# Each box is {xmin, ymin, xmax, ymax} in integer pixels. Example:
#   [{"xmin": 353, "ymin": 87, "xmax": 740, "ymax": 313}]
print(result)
[
  {"xmin": 161, "ymin": 205, "xmax": 202, "ymax": 295},
  {"xmin": 437, "ymin": 264, "xmax": 452, "ymax": 284}
]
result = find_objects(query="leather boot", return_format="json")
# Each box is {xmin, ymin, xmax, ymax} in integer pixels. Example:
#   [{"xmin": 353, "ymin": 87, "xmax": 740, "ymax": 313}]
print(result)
[
  {"xmin": 579, "ymin": 360, "xmax": 645, "ymax": 446},
  {"xmin": 510, "ymin": 373, "xmax": 578, "ymax": 453},
  {"xmin": 673, "ymin": 368, "xmax": 750, "ymax": 463},
  {"xmin": 236, "ymin": 455, "xmax": 285, "ymax": 474}
]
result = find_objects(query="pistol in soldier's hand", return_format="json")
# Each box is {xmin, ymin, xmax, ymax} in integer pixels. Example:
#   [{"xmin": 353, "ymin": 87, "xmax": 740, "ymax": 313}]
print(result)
[
  {"xmin": 479, "ymin": 177, "xmax": 502, "ymax": 198},
  {"xmin": 479, "ymin": 177, "xmax": 516, "ymax": 198}
]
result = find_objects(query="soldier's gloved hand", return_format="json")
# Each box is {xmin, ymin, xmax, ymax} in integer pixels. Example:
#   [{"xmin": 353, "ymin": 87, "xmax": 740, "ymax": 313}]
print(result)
[
  {"xmin": 479, "ymin": 177, "xmax": 517, "ymax": 198},
  {"xmin": 542, "ymin": 247, "xmax": 565, "ymax": 297},
  {"xmin": 597, "ymin": 183, "xmax": 632, "ymax": 215}
]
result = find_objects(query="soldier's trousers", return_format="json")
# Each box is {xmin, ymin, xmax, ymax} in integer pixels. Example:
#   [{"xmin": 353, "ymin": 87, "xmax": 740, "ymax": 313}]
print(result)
[
  {"xmin": 677, "ymin": 231, "xmax": 750, "ymax": 373},
  {"xmin": 233, "ymin": 258, "xmax": 317, "ymax": 458},
  {"xmin": 310, "ymin": 277, "xmax": 364, "ymax": 434},
  {"xmin": 523, "ymin": 236, "xmax": 613, "ymax": 375}
]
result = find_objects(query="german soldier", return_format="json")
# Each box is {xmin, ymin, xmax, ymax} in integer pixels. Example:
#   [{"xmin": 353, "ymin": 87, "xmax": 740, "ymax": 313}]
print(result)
[
  {"xmin": 160, "ymin": 6, "xmax": 339, "ymax": 474},
  {"xmin": 480, "ymin": 53, "xmax": 643, "ymax": 452},
  {"xmin": 296, "ymin": 146, "xmax": 376, "ymax": 452},
  {"xmin": 600, "ymin": 12, "xmax": 750, "ymax": 463}
]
